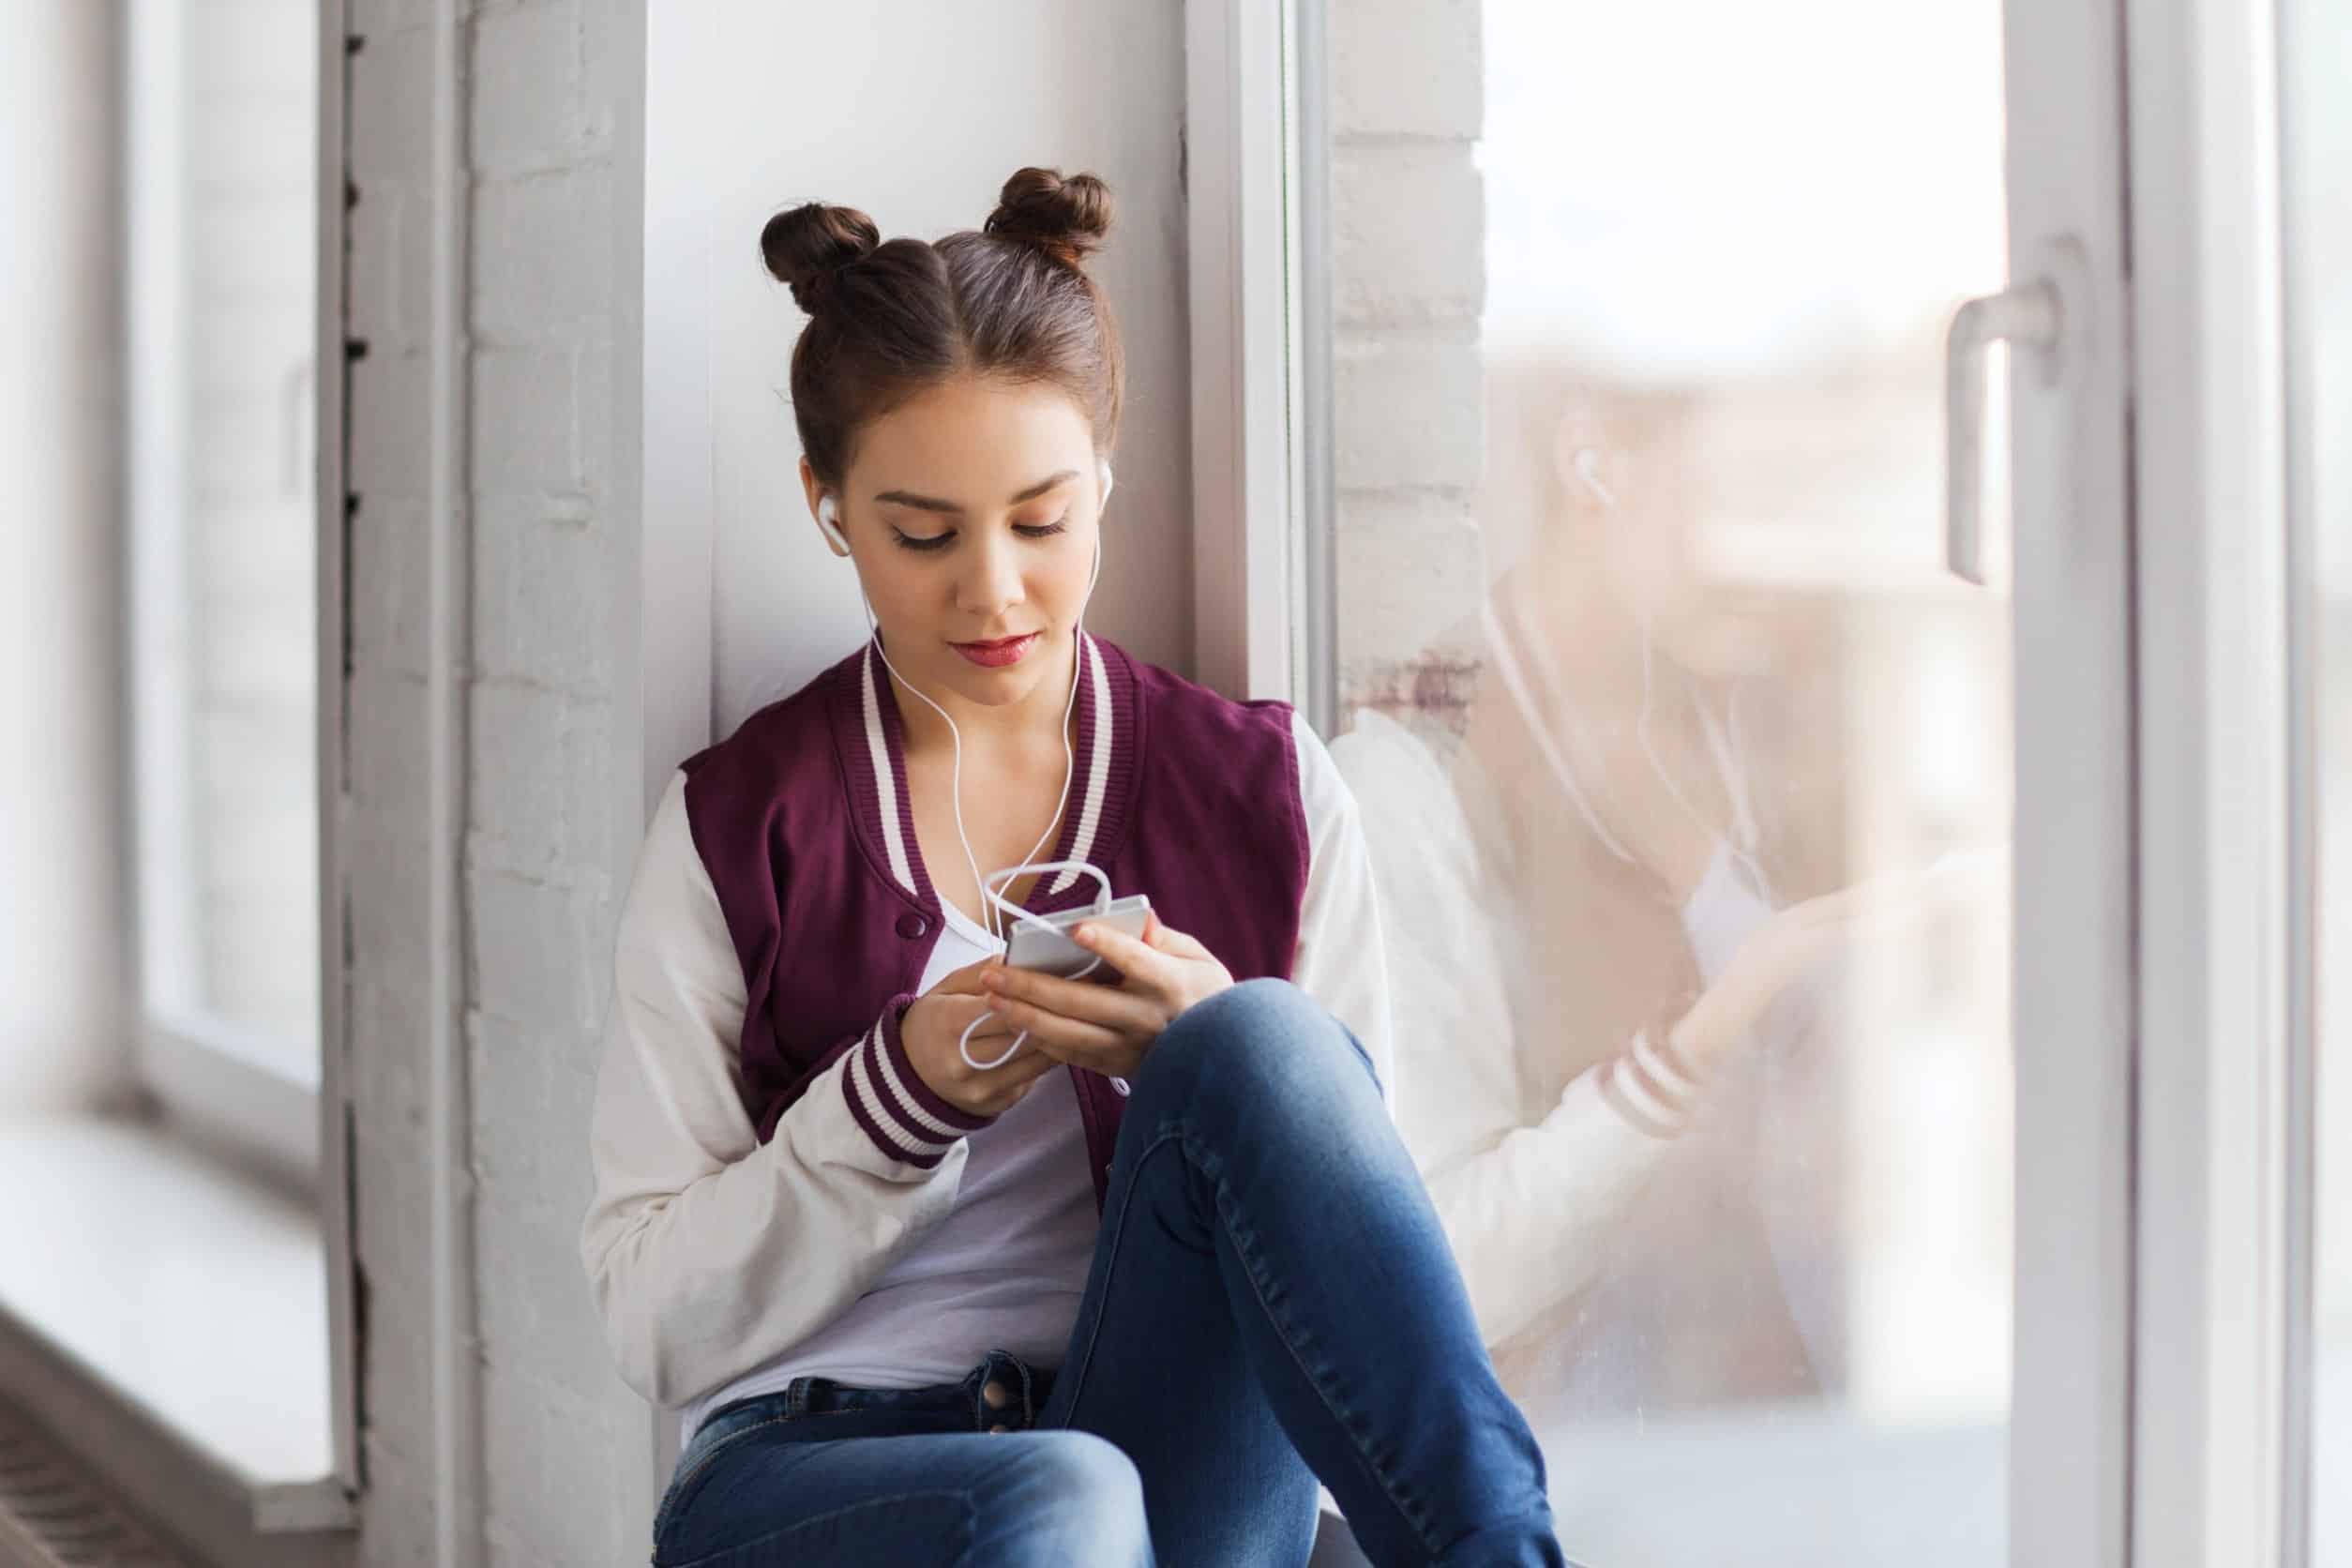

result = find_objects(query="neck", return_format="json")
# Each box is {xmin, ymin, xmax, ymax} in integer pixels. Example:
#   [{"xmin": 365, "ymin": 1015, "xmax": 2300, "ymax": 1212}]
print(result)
[
  {"xmin": 1494, "ymin": 561, "xmax": 1646, "ymax": 718},
  {"xmin": 883, "ymin": 626, "xmax": 1081, "ymax": 756}
]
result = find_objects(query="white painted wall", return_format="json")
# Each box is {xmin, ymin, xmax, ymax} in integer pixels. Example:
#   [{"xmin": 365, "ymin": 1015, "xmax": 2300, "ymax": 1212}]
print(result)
[
  {"xmin": 0, "ymin": 1, "xmax": 132, "ymax": 1114},
  {"xmin": 646, "ymin": 0, "xmax": 1194, "ymax": 736}
]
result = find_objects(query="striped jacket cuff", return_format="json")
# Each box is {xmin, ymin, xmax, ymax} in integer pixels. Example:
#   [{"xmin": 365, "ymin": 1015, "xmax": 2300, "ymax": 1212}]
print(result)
[
  {"xmin": 837, "ymin": 994, "xmax": 997, "ymax": 1168},
  {"xmin": 1595, "ymin": 1021, "xmax": 1711, "ymax": 1140}
]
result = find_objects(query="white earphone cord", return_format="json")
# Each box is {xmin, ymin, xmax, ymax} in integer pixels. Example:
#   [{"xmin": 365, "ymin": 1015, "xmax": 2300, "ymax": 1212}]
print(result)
[
  {"xmin": 829, "ymin": 464, "xmax": 1123, "ymax": 1075},
  {"xmin": 1487, "ymin": 449, "xmax": 1771, "ymax": 901},
  {"xmin": 957, "ymin": 861, "xmax": 1112, "ymax": 1071}
]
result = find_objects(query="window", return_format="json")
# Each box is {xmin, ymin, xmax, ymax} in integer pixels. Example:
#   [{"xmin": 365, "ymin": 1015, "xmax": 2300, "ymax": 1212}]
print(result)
[
  {"xmin": 126, "ymin": 0, "xmax": 324, "ymax": 1176},
  {"xmin": 1291, "ymin": 0, "xmax": 2018, "ymax": 1555}
]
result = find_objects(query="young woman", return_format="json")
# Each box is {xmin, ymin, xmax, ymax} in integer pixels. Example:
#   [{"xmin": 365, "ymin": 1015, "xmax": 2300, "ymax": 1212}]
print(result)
[{"xmin": 580, "ymin": 169, "xmax": 1569, "ymax": 1568}]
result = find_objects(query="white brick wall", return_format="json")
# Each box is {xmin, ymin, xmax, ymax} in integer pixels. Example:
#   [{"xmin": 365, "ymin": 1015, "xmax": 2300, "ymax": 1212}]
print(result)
[
  {"xmin": 343, "ymin": 1, "xmax": 648, "ymax": 1562},
  {"xmin": 1328, "ymin": 0, "xmax": 1486, "ymax": 737}
]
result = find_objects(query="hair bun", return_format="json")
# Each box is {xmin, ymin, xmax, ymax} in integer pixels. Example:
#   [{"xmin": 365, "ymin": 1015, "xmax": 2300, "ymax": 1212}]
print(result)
[
  {"xmin": 984, "ymin": 167, "xmax": 1113, "ymax": 268},
  {"xmin": 760, "ymin": 202, "xmax": 882, "ymax": 313}
]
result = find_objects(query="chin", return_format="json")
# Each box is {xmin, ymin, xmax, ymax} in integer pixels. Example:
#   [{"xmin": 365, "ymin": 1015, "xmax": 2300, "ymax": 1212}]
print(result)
[{"xmin": 942, "ymin": 664, "xmax": 1043, "ymax": 703}]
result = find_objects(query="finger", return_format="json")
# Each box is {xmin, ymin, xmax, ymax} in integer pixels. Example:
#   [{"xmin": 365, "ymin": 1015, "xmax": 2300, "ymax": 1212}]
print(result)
[
  {"xmin": 1070, "ymin": 920, "xmax": 1179, "ymax": 988},
  {"xmin": 986, "ymin": 966, "xmax": 1163, "ymax": 1033},
  {"xmin": 972, "ymin": 1037, "xmax": 1063, "ymax": 1087},
  {"xmin": 927, "ymin": 955, "xmax": 1007, "ymax": 996},
  {"xmin": 1027, "ymin": 1033, "xmax": 1138, "ymax": 1079},
  {"xmin": 931, "ymin": 990, "xmax": 1016, "ymax": 1027},
  {"xmin": 1139, "ymin": 912, "xmax": 1212, "ymax": 959},
  {"xmin": 984, "ymin": 994, "xmax": 1130, "ymax": 1057},
  {"xmin": 927, "ymin": 995, "xmax": 1024, "ymax": 1055}
]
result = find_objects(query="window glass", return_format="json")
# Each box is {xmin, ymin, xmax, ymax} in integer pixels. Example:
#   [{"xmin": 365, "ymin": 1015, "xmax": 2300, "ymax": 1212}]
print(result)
[
  {"xmin": 128, "ymin": 0, "xmax": 321, "ymax": 1076},
  {"xmin": 1316, "ymin": 3, "xmax": 2013, "ymax": 1557}
]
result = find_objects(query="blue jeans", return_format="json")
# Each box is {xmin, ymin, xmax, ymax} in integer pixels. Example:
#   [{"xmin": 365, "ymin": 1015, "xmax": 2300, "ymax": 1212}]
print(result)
[{"xmin": 650, "ymin": 979, "xmax": 1569, "ymax": 1567}]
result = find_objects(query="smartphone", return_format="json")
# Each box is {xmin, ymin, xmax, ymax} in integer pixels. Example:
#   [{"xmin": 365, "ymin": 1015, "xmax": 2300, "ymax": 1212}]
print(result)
[{"xmin": 1003, "ymin": 894, "xmax": 1153, "ymax": 979}]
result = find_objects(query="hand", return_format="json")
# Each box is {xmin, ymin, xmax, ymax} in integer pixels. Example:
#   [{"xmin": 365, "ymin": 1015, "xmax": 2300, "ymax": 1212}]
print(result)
[
  {"xmin": 977, "ymin": 911, "xmax": 1236, "ymax": 1080},
  {"xmin": 1675, "ymin": 843, "xmax": 2009, "ymax": 1072},
  {"xmin": 901, "ymin": 957, "xmax": 1064, "ymax": 1117}
]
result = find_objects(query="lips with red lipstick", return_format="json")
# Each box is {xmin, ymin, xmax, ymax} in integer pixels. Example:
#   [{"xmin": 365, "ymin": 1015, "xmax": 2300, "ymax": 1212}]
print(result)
[{"xmin": 949, "ymin": 631, "xmax": 1042, "ymax": 669}]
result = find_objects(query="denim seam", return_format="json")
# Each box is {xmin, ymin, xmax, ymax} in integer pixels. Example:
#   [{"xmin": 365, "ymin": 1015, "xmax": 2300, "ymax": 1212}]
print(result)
[
  {"xmin": 668, "ymin": 1488, "xmax": 977, "ymax": 1568},
  {"xmin": 1050, "ymin": 1129, "xmax": 1181, "ymax": 1412},
  {"xmin": 1055, "ymin": 1122, "xmax": 1442, "ymax": 1561},
  {"xmin": 654, "ymin": 1412, "xmax": 796, "ymax": 1548},
  {"xmin": 1183, "ymin": 1123, "xmax": 1445, "ymax": 1560}
]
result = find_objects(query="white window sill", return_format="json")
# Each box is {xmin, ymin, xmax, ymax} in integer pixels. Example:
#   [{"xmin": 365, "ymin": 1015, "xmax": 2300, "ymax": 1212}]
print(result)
[{"xmin": 0, "ymin": 1109, "xmax": 353, "ymax": 1560}]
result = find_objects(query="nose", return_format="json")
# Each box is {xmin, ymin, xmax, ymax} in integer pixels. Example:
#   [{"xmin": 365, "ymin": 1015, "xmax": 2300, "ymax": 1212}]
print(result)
[{"xmin": 954, "ymin": 529, "xmax": 1025, "ymax": 621}]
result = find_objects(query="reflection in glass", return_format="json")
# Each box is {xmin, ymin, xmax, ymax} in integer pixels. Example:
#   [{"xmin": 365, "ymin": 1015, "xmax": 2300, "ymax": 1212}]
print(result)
[{"xmin": 1321, "ymin": 1, "xmax": 2013, "ymax": 1558}]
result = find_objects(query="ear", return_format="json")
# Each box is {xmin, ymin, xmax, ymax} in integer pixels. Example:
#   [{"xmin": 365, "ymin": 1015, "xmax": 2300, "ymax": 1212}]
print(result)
[
  {"xmin": 816, "ymin": 495, "xmax": 849, "ymax": 554},
  {"xmin": 799, "ymin": 454, "xmax": 823, "ymax": 518},
  {"xmin": 1549, "ymin": 409, "xmax": 1621, "ymax": 515},
  {"xmin": 801, "ymin": 455, "xmax": 850, "ymax": 557}
]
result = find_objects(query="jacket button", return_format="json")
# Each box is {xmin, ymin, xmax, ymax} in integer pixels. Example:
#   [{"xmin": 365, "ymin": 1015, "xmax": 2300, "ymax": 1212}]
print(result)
[
  {"xmin": 981, "ymin": 1380, "xmax": 1010, "ymax": 1410},
  {"xmin": 896, "ymin": 912, "xmax": 928, "ymax": 940}
]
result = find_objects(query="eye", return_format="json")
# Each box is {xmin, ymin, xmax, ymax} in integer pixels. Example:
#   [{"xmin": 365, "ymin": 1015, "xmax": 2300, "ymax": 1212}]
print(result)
[
  {"xmin": 1016, "ymin": 515, "xmax": 1071, "ymax": 539},
  {"xmin": 891, "ymin": 529, "xmax": 954, "ymax": 553}
]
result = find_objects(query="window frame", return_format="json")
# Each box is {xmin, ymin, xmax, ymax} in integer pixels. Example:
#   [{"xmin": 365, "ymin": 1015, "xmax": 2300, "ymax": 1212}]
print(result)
[
  {"xmin": 314, "ymin": 0, "xmax": 358, "ymax": 1511},
  {"xmin": 114, "ymin": 0, "xmax": 358, "ymax": 1515},
  {"xmin": 1193, "ymin": 0, "xmax": 2314, "ymax": 1561},
  {"xmin": 1184, "ymin": 0, "xmax": 1317, "ymax": 710},
  {"xmin": 2122, "ymin": 0, "xmax": 2308, "ymax": 1559}
]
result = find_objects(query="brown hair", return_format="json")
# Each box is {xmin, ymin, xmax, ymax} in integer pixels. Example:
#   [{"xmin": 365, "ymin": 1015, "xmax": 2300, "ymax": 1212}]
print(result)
[{"xmin": 759, "ymin": 167, "xmax": 1124, "ymax": 487}]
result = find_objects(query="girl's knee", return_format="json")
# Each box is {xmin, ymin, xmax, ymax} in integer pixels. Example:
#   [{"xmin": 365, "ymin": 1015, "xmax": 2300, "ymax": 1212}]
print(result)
[
  {"xmin": 1002, "ymin": 1434, "xmax": 1149, "ymax": 1563},
  {"xmin": 1146, "ymin": 978, "xmax": 1377, "ymax": 1100}
]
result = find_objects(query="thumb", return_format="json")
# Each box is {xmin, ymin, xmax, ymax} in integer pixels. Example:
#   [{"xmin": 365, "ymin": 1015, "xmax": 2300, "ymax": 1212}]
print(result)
[{"xmin": 1141, "ymin": 911, "xmax": 1211, "ymax": 959}]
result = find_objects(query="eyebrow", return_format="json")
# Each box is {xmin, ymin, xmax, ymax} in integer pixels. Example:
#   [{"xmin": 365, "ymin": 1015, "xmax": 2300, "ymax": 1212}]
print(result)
[{"xmin": 869, "ymin": 470, "xmax": 1079, "ymax": 516}]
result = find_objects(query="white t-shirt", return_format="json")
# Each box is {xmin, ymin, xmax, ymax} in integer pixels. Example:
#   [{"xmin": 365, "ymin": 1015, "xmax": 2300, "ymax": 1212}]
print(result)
[{"xmin": 678, "ymin": 897, "xmax": 1101, "ymax": 1439}]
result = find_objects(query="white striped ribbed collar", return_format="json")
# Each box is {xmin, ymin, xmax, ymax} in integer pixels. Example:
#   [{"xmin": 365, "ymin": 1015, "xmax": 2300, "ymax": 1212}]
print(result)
[{"xmin": 838, "ymin": 631, "xmax": 1137, "ymax": 927}]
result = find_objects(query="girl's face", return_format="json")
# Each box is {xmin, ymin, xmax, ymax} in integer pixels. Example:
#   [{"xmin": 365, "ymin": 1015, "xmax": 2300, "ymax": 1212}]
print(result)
[
  {"xmin": 803, "ymin": 374, "xmax": 1104, "ymax": 714},
  {"xmin": 1544, "ymin": 405, "xmax": 1772, "ymax": 684}
]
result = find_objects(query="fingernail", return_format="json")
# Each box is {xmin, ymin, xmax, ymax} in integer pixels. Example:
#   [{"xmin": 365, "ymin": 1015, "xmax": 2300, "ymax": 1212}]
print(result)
[{"xmin": 1074, "ymin": 925, "xmax": 1095, "ymax": 942}]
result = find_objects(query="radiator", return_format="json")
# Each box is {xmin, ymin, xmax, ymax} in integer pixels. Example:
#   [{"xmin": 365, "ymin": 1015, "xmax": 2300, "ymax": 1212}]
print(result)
[{"xmin": 0, "ymin": 1401, "xmax": 185, "ymax": 1568}]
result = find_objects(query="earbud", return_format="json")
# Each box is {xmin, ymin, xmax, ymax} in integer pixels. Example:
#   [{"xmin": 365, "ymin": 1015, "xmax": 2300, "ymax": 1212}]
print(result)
[
  {"xmin": 1098, "ymin": 460, "xmax": 1115, "ymax": 508},
  {"xmin": 816, "ymin": 492, "xmax": 849, "ymax": 555},
  {"xmin": 1570, "ymin": 447, "xmax": 1616, "ymax": 510}
]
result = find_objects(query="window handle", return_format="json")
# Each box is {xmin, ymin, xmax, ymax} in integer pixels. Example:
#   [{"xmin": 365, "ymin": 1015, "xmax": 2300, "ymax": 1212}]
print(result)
[{"xmin": 1946, "ymin": 278, "xmax": 2061, "ymax": 584}]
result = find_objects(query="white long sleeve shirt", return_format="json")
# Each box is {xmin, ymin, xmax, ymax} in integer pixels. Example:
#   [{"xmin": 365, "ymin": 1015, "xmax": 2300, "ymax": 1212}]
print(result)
[{"xmin": 580, "ymin": 709, "xmax": 1392, "ymax": 1437}]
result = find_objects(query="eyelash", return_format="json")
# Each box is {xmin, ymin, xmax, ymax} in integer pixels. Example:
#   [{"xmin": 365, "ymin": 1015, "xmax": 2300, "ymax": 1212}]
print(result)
[{"xmin": 891, "ymin": 518, "xmax": 1070, "ymax": 553}]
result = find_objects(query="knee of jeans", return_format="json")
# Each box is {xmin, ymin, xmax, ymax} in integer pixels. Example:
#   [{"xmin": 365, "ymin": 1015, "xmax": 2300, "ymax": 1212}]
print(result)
[
  {"xmin": 1146, "ymin": 977, "xmax": 1375, "ymax": 1103},
  {"xmin": 1003, "ymin": 1433, "xmax": 1148, "ymax": 1560}
]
